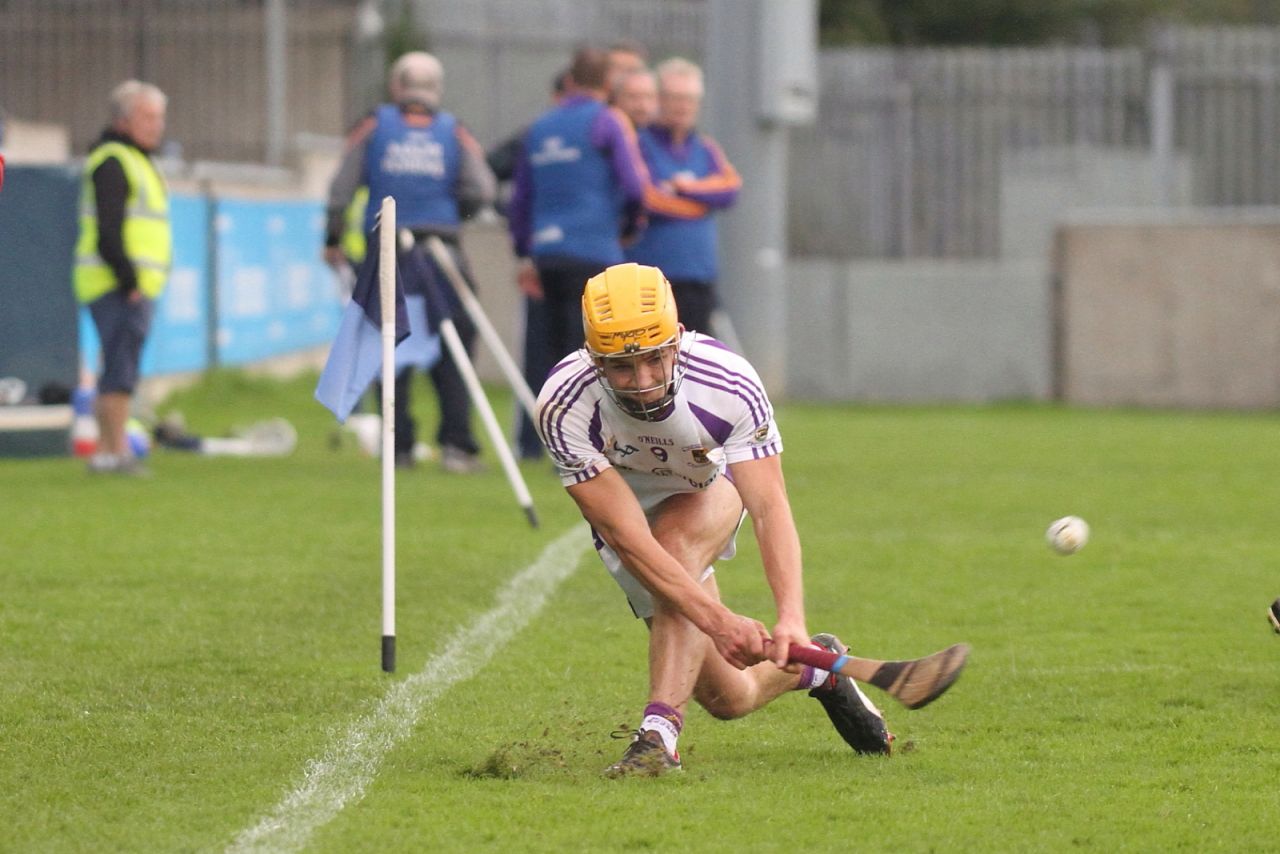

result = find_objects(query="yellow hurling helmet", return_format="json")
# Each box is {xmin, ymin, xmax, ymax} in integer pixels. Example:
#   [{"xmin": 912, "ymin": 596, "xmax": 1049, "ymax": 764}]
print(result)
[
  {"xmin": 582, "ymin": 263, "xmax": 679, "ymax": 357},
  {"xmin": 581, "ymin": 263, "xmax": 686, "ymax": 420}
]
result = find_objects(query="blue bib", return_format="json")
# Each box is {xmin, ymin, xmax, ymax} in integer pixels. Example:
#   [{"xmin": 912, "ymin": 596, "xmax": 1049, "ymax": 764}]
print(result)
[
  {"xmin": 524, "ymin": 99, "xmax": 624, "ymax": 265},
  {"xmin": 364, "ymin": 105, "xmax": 461, "ymax": 232}
]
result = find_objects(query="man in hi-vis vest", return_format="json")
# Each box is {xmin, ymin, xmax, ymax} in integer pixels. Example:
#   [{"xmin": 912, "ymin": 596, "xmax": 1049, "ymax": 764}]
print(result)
[{"xmin": 74, "ymin": 80, "xmax": 170, "ymax": 476}]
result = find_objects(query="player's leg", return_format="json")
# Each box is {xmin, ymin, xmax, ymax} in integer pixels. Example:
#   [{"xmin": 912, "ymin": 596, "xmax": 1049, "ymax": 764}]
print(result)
[
  {"xmin": 685, "ymin": 574, "xmax": 802, "ymax": 719},
  {"xmin": 651, "ymin": 481, "xmax": 893, "ymax": 755},
  {"xmin": 645, "ymin": 477, "xmax": 803, "ymax": 719},
  {"xmin": 605, "ymin": 477, "xmax": 748, "ymax": 777}
]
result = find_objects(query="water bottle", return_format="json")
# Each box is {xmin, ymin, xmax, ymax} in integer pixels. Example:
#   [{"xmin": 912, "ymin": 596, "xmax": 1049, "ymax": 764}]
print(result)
[{"xmin": 70, "ymin": 386, "xmax": 99, "ymax": 457}]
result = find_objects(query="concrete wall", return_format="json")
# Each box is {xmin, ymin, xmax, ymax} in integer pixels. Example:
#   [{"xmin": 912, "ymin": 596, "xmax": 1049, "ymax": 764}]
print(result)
[
  {"xmin": 1054, "ymin": 212, "xmax": 1280, "ymax": 408},
  {"xmin": 785, "ymin": 258, "xmax": 1051, "ymax": 402}
]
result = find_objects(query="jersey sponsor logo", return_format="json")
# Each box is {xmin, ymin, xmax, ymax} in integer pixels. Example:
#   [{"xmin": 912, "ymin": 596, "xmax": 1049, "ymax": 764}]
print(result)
[
  {"xmin": 530, "ymin": 135, "xmax": 582, "ymax": 167},
  {"xmin": 637, "ymin": 435, "xmax": 674, "ymax": 446},
  {"xmin": 381, "ymin": 136, "xmax": 445, "ymax": 177},
  {"xmin": 601, "ymin": 440, "xmax": 637, "ymax": 460},
  {"xmin": 532, "ymin": 224, "xmax": 565, "ymax": 246}
]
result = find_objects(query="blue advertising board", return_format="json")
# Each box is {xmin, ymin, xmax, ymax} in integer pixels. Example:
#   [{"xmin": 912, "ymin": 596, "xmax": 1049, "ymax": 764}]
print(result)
[{"xmin": 213, "ymin": 198, "xmax": 342, "ymax": 366}]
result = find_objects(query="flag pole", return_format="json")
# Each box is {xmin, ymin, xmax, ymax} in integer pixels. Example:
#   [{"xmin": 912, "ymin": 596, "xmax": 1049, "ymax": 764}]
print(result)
[
  {"xmin": 378, "ymin": 197, "xmax": 397, "ymax": 674},
  {"xmin": 434, "ymin": 314, "xmax": 540, "ymax": 529},
  {"xmin": 424, "ymin": 236, "xmax": 539, "ymax": 419}
]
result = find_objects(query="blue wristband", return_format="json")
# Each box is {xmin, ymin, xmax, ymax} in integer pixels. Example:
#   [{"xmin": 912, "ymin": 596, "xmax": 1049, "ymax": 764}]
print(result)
[{"xmin": 829, "ymin": 653, "xmax": 849, "ymax": 674}]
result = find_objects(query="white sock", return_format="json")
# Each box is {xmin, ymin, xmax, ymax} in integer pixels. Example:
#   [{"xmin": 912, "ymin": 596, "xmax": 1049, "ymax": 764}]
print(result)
[{"xmin": 640, "ymin": 713, "xmax": 680, "ymax": 757}]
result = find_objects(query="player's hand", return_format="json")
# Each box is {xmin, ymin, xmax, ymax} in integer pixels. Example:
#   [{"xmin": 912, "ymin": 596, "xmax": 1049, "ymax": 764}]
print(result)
[
  {"xmin": 765, "ymin": 618, "xmax": 810, "ymax": 671},
  {"xmin": 710, "ymin": 611, "xmax": 771, "ymax": 670},
  {"xmin": 516, "ymin": 260, "xmax": 542, "ymax": 299}
]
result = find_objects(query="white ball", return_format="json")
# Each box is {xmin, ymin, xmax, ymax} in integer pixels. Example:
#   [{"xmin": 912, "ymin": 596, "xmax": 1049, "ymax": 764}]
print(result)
[{"xmin": 1046, "ymin": 516, "xmax": 1089, "ymax": 555}]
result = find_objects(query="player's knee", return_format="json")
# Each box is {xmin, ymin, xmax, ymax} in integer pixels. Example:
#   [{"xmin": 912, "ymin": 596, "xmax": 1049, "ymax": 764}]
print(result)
[
  {"xmin": 652, "ymin": 528, "xmax": 714, "ymax": 575},
  {"xmin": 695, "ymin": 686, "xmax": 753, "ymax": 720}
]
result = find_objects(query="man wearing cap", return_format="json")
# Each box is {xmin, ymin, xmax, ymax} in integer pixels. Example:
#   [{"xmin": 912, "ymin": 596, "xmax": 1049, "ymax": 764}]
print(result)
[{"xmin": 324, "ymin": 51, "xmax": 496, "ymax": 472}]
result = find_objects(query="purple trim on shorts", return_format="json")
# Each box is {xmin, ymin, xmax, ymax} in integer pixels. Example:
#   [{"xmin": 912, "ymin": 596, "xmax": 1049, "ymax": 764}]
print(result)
[{"xmin": 688, "ymin": 401, "xmax": 734, "ymax": 445}]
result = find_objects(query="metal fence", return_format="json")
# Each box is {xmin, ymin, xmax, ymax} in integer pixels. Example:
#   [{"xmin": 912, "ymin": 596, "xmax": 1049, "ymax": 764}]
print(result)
[
  {"xmin": 5, "ymin": 4, "xmax": 1280, "ymax": 260},
  {"xmin": 404, "ymin": 0, "xmax": 706, "ymax": 149},
  {"xmin": 0, "ymin": 0, "xmax": 358, "ymax": 163},
  {"xmin": 791, "ymin": 25, "xmax": 1280, "ymax": 258}
]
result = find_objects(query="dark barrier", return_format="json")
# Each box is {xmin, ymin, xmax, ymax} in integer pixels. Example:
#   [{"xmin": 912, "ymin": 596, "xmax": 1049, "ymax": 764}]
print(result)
[
  {"xmin": 1, "ymin": 165, "xmax": 343, "ymax": 456},
  {"xmin": 0, "ymin": 164, "xmax": 80, "ymax": 396}
]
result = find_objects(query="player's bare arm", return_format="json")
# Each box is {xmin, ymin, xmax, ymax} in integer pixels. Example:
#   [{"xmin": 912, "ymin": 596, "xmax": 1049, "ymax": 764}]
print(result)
[
  {"xmin": 729, "ymin": 453, "xmax": 809, "ymax": 668},
  {"xmin": 567, "ymin": 468, "xmax": 770, "ymax": 669}
]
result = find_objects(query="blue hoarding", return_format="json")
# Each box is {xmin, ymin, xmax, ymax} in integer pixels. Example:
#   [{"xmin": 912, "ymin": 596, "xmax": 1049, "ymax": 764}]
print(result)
[{"xmin": 214, "ymin": 198, "xmax": 342, "ymax": 365}]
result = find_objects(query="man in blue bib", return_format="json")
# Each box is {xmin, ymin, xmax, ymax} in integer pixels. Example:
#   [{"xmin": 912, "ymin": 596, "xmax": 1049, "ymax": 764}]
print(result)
[
  {"xmin": 507, "ymin": 46, "xmax": 704, "ymax": 459},
  {"xmin": 325, "ymin": 52, "xmax": 496, "ymax": 472},
  {"xmin": 626, "ymin": 58, "xmax": 741, "ymax": 336}
]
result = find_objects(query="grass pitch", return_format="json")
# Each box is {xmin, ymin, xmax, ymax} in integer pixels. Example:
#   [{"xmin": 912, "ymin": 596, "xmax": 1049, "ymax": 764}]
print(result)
[{"xmin": 2, "ymin": 371, "xmax": 1277, "ymax": 852}]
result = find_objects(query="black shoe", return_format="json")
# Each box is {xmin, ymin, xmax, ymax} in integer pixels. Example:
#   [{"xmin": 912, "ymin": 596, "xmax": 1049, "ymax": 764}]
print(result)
[
  {"xmin": 603, "ymin": 729, "xmax": 681, "ymax": 778},
  {"xmin": 809, "ymin": 633, "xmax": 893, "ymax": 755},
  {"xmin": 1269, "ymin": 598, "xmax": 1280, "ymax": 634}
]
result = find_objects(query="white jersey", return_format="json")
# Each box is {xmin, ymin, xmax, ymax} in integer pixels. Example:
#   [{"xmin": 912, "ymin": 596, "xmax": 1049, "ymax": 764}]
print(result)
[{"xmin": 535, "ymin": 332, "xmax": 783, "ymax": 510}]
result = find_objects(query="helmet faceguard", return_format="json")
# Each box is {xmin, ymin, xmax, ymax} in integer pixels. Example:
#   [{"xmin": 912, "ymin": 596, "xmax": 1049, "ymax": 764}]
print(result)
[
  {"xmin": 581, "ymin": 263, "xmax": 687, "ymax": 421},
  {"xmin": 591, "ymin": 337, "xmax": 687, "ymax": 420}
]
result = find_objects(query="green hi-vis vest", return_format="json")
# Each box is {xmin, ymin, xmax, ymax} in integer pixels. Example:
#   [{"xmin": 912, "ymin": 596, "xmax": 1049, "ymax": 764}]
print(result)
[
  {"xmin": 342, "ymin": 186, "xmax": 369, "ymax": 264},
  {"xmin": 74, "ymin": 141, "xmax": 172, "ymax": 303}
]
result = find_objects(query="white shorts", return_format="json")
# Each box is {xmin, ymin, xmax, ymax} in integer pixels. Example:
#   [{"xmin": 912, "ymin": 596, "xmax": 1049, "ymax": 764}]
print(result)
[{"xmin": 595, "ymin": 510, "xmax": 746, "ymax": 620}]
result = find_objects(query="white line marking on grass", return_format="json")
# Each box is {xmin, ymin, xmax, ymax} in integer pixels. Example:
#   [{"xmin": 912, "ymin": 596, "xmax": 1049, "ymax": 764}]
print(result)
[{"xmin": 226, "ymin": 524, "xmax": 589, "ymax": 854}]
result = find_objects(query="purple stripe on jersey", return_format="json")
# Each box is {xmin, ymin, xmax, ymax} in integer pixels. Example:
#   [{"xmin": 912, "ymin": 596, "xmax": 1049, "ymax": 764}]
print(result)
[
  {"xmin": 572, "ymin": 464, "xmax": 603, "ymax": 484},
  {"xmin": 539, "ymin": 360, "xmax": 595, "ymax": 459},
  {"xmin": 684, "ymin": 351, "xmax": 770, "ymax": 425},
  {"xmin": 551, "ymin": 371, "xmax": 599, "ymax": 459},
  {"xmin": 688, "ymin": 401, "xmax": 734, "ymax": 445},
  {"xmin": 587, "ymin": 401, "xmax": 604, "ymax": 451},
  {"xmin": 684, "ymin": 365, "xmax": 769, "ymax": 427}
]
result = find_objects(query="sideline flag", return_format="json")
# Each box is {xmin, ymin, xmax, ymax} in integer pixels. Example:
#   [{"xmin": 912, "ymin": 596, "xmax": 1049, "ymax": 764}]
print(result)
[{"xmin": 314, "ymin": 223, "xmax": 420, "ymax": 421}]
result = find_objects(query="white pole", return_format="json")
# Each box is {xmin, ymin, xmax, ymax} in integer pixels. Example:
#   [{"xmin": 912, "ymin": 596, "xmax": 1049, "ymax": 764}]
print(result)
[
  {"xmin": 378, "ymin": 197, "xmax": 397, "ymax": 673},
  {"xmin": 424, "ymin": 236, "xmax": 539, "ymax": 419},
  {"xmin": 435, "ymin": 317, "xmax": 540, "ymax": 529}
]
